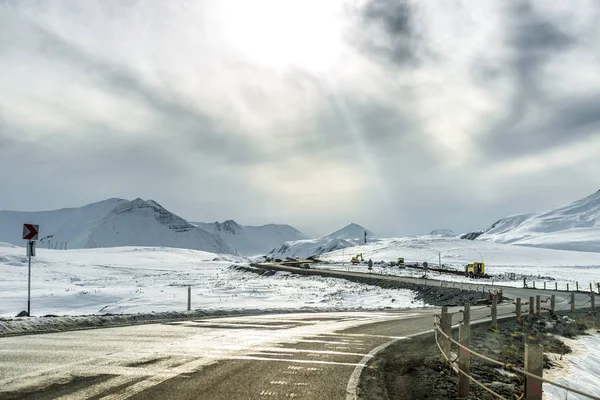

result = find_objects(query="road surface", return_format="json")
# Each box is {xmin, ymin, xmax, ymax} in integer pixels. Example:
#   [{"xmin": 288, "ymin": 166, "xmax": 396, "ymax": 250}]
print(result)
[{"xmin": 1, "ymin": 267, "xmax": 596, "ymax": 399}]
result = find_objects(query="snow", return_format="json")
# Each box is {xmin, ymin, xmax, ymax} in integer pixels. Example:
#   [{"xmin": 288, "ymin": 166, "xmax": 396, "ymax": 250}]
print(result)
[
  {"xmin": 0, "ymin": 246, "xmax": 424, "ymax": 318},
  {"xmin": 544, "ymin": 333, "xmax": 600, "ymax": 400},
  {"xmin": 0, "ymin": 198, "xmax": 233, "ymax": 254},
  {"xmin": 473, "ymin": 189, "xmax": 600, "ymax": 253},
  {"xmin": 270, "ymin": 223, "xmax": 374, "ymax": 258},
  {"xmin": 194, "ymin": 220, "xmax": 309, "ymax": 256},
  {"xmin": 317, "ymin": 237, "xmax": 600, "ymax": 289}
]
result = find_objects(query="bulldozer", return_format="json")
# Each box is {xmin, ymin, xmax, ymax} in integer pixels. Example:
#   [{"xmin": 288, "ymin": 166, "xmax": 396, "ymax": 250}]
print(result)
[
  {"xmin": 351, "ymin": 253, "xmax": 364, "ymax": 264},
  {"xmin": 465, "ymin": 262, "xmax": 485, "ymax": 278}
]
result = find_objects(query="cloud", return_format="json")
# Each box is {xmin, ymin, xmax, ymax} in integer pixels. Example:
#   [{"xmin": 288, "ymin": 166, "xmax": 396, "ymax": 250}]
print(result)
[
  {"xmin": 1, "ymin": 0, "xmax": 599, "ymax": 237},
  {"xmin": 353, "ymin": 0, "xmax": 425, "ymax": 67}
]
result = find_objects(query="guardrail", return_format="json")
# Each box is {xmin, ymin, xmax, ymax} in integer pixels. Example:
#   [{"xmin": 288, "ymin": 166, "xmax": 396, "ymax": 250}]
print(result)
[{"xmin": 433, "ymin": 299, "xmax": 600, "ymax": 400}]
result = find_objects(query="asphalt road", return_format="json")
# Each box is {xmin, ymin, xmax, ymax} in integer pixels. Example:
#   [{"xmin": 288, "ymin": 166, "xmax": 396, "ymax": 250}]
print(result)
[{"xmin": 1, "ymin": 267, "xmax": 597, "ymax": 400}]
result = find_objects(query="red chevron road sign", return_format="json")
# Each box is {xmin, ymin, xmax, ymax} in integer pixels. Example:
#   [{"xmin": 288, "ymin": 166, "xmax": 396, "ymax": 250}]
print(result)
[{"xmin": 23, "ymin": 224, "xmax": 39, "ymax": 241}]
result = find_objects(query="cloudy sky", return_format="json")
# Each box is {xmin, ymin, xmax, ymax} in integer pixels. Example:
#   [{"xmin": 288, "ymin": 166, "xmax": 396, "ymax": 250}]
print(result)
[{"xmin": 1, "ymin": 0, "xmax": 599, "ymax": 237}]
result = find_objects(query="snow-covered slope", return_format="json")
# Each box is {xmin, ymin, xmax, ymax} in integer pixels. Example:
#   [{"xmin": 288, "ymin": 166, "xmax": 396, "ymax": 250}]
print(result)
[
  {"xmin": 194, "ymin": 220, "xmax": 308, "ymax": 256},
  {"xmin": 0, "ymin": 199, "xmax": 233, "ymax": 254},
  {"xmin": 0, "ymin": 198, "xmax": 128, "ymax": 247},
  {"xmin": 0, "ymin": 246, "xmax": 422, "ymax": 317},
  {"xmin": 269, "ymin": 224, "xmax": 375, "ymax": 258},
  {"xmin": 471, "ymin": 190, "xmax": 600, "ymax": 252}
]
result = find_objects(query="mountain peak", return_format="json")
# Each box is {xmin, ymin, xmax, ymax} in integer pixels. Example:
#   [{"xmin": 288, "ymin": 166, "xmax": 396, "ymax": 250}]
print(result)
[
  {"xmin": 322, "ymin": 223, "xmax": 375, "ymax": 240},
  {"xmin": 429, "ymin": 229, "xmax": 455, "ymax": 237}
]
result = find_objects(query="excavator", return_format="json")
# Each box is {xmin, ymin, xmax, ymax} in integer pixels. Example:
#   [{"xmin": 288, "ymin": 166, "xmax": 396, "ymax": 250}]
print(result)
[{"xmin": 351, "ymin": 253, "xmax": 364, "ymax": 264}]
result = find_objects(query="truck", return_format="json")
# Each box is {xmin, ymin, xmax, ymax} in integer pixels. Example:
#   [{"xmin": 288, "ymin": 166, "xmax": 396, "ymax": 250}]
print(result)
[{"xmin": 465, "ymin": 262, "xmax": 485, "ymax": 278}]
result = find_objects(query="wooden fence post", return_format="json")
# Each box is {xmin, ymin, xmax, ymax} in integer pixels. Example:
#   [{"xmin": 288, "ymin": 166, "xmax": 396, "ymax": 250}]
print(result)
[
  {"xmin": 536, "ymin": 295, "xmax": 541, "ymax": 317},
  {"xmin": 533, "ymin": 281, "xmax": 536, "ymax": 289},
  {"xmin": 458, "ymin": 323, "xmax": 470, "ymax": 397},
  {"xmin": 187, "ymin": 286, "xmax": 191, "ymax": 311},
  {"xmin": 555, "ymin": 282, "xmax": 557, "ymax": 291},
  {"xmin": 567, "ymin": 283, "xmax": 570, "ymax": 291},
  {"xmin": 441, "ymin": 306, "xmax": 451, "ymax": 362},
  {"xmin": 516, "ymin": 298, "xmax": 522, "ymax": 323},
  {"xmin": 524, "ymin": 343, "xmax": 543, "ymax": 400},
  {"xmin": 591, "ymin": 292, "xmax": 596, "ymax": 311},
  {"xmin": 491, "ymin": 295, "xmax": 498, "ymax": 330},
  {"xmin": 550, "ymin": 295, "xmax": 555, "ymax": 316},
  {"xmin": 597, "ymin": 283, "xmax": 600, "ymax": 295},
  {"xmin": 576, "ymin": 281, "xmax": 579, "ymax": 292},
  {"xmin": 570, "ymin": 292, "xmax": 575, "ymax": 313},
  {"xmin": 529, "ymin": 296, "xmax": 534, "ymax": 320},
  {"xmin": 543, "ymin": 281, "xmax": 546, "ymax": 290}
]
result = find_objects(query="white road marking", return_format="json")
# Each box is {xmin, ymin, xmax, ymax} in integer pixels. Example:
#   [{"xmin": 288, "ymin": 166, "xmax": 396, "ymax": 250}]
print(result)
[
  {"xmin": 228, "ymin": 356, "xmax": 365, "ymax": 367},
  {"xmin": 345, "ymin": 329, "xmax": 433, "ymax": 400}
]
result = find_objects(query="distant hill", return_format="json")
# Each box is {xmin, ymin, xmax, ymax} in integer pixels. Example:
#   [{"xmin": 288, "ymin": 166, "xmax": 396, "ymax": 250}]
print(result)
[
  {"xmin": 428, "ymin": 229, "xmax": 456, "ymax": 237},
  {"xmin": 462, "ymin": 189, "xmax": 600, "ymax": 252},
  {"xmin": 193, "ymin": 220, "xmax": 309, "ymax": 256},
  {"xmin": 269, "ymin": 223, "xmax": 375, "ymax": 258},
  {"xmin": 0, "ymin": 198, "xmax": 233, "ymax": 254}
]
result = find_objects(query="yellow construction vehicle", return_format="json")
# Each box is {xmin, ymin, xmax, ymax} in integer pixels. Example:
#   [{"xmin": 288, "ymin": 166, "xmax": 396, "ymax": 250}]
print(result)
[
  {"xmin": 351, "ymin": 253, "xmax": 364, "ymax": 264},
  {"xmin": 465, "ymin": 262, "xmax": 485, "ymax": 278},
  {"xmin": 397, "ymin": 257, "xmax": 405, "ymax": 266}
]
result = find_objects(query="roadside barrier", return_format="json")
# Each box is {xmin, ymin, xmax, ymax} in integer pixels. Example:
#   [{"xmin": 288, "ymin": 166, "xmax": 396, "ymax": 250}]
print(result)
[{"xmin": 433, "ymin": 298, "xmax": 600, "ymax": 400}]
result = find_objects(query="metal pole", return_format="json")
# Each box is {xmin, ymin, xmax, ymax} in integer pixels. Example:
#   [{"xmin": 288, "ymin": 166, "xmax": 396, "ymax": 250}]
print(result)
[
  {"xmin": 516, "ymin": 298, "xmax": 522, "ymax": 323},
  {"xmin": 570, "ymin": 292, "xmax": 575, "ymax": 313},
  {"xmin": 187, "ymin": 286, "xmax": 191, "ymax": 311},
  {"xmin": 491, "ymin": 295, "xmax": 498, "ymax": 330},
  {"xmin": 27, "ymin": 241, "xmax": 32, "ymax": 316},
  {"xmin": 524, "ymin": 343, "xmax": 543, "ymax": 400}
]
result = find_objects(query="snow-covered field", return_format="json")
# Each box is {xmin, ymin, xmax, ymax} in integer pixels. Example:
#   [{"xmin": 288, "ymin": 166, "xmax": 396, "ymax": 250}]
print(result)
[
  {"xmin": 319, "ymin": 237, "xmax": 600, "ymax": 289},
  {"xmin": 545, "ymin": 333, "xmax": 600, "ymax": 399},
  {"xmin": 0, "ymin": 244, "xmax": 423, "ymax": 318}
]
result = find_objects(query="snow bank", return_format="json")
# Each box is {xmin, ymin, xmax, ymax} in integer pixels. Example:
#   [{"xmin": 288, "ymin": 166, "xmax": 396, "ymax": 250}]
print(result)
[{"xmin": 544, "ymin": 333, "xmax": 600, "ymax": 399}]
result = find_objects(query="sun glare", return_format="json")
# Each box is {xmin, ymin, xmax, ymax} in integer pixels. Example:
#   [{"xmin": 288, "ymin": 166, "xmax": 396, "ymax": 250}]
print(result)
[{"xmin": 215, "ymin": 0, "xmax": 345, "ymax": 72}]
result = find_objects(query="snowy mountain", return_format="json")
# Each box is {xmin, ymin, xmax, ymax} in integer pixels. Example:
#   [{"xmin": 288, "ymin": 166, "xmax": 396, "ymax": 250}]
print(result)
[
  {"xmin": 0, "ymin": 199, "xmax": 233, "ymax": 254},
  {"xmin": 464, "ymin": 189, "xmax": 600, "ymax": 252},
  {"xmin": 193, "ymin": 220, "xmax": 309, "ymax": 256},
  {"xmin": 269, "ymin": 223, "xmax": 375, "ymax": 258},
  {"xmin": 322, "ymin": 223, "xmax": 375, "ymax": 241},
  {"xmin": 428, "ymin": 229, "xmax": 456, "ymax": 237}
]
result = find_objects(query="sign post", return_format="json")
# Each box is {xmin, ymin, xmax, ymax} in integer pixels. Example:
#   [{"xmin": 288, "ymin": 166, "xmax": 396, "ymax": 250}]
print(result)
[{"xmin": 23, "ymin": 224, "xmax": 39, "ymax": 316}]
